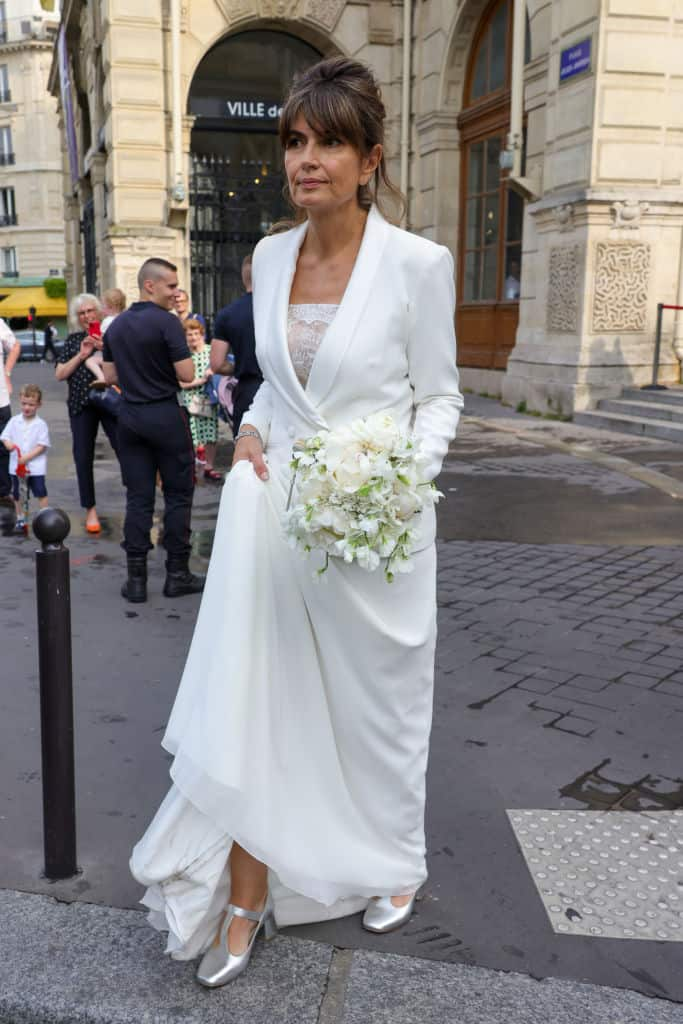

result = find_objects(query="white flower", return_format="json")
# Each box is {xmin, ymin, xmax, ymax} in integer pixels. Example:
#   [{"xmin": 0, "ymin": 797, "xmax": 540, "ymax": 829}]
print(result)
[{"xmin": 284, "ymin": 412, "xmax": 440, "ymax": 582}]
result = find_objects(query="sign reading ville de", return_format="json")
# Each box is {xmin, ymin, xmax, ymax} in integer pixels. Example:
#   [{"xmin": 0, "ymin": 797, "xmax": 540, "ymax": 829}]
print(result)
[
  {"xmin": 226, "ymin": 99, "xmax": 283, "ymax": 120},
  {"xmin": 559, "ymin": 39, "xmax": 592, "ymax": 84}
]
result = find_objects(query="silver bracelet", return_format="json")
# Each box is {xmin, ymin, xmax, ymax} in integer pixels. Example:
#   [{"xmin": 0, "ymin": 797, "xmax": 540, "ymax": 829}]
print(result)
[{"xmin": 234, "ymin": 428, "xmax": 262, "ymax": 444}]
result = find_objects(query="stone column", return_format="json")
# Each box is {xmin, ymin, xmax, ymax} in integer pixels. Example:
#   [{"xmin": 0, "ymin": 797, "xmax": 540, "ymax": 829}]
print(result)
[
  {"xmin": 101, "ymin": 0, "xmax": 182, "ymax": 303},
  {"xmin": 63, "ymin": 194, "xmax": 82, "ymax": 301},
  {"xmin": 88, "ymin": 152, "xmax": 108, "ymax": 289}
]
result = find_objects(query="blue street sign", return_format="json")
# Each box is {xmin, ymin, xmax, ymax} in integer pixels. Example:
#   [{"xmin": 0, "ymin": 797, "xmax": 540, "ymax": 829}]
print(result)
[{"xmin": 560, "ymin": 39, "xmax": 592, "ymax": 83}]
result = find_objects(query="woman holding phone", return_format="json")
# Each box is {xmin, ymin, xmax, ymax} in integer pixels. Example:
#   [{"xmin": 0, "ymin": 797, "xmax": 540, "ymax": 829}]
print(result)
[{"xmin": 55, "ymin": 293, "xmax": 121, "ymax": 533}]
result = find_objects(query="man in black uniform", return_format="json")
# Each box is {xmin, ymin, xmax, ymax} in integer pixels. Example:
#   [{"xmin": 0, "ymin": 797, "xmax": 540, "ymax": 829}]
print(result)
[
  {"xmin": 103, "ymin": 257, "xmax": 204, "ymax": 603},
  {"xmin": 210, "ymin": 253, "xmax": 263, "ymax": 436},
  {"xmin": 43, "ymin": 321, "xmax": 59, "ymax": 362}
]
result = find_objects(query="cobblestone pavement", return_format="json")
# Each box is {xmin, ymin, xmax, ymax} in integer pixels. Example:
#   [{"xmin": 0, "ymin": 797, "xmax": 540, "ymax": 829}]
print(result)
[{"xmin": 436, "ymin": 540, "xmax": 683, "ymax": 743}]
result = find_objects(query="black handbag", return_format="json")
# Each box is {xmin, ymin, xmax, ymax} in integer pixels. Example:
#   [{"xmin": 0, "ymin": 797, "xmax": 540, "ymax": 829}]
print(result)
[{"xmin": 88, "ymin": 385, "xmax": 123, "ymax": 417}]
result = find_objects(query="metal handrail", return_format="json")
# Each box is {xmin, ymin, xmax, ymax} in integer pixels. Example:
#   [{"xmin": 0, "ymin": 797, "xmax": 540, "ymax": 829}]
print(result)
[{"xmin": 642, "ymin": 302, "xmax": 683, "ymax": 391}]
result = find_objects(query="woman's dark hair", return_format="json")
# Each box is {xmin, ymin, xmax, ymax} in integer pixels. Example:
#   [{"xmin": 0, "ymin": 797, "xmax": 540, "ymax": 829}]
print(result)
[{"xmin": 279, "ymin": 57, "xmax": 405, "ymax": 222}]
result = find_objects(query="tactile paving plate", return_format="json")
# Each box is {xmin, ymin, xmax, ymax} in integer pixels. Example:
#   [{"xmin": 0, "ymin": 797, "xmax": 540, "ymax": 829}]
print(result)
[{"xmin": 507, "ymin": 809, "xmax": 683, "ymax": 941}]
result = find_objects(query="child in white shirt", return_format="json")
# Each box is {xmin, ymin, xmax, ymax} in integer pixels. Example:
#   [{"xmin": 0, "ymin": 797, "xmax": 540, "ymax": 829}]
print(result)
[{"xmin": 0, "ymin": 383, "xmax": 50, "ymax": 535}]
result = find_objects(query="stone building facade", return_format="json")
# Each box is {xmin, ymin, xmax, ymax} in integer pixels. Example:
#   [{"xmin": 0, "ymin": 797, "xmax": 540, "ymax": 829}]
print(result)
[
  {"xmin": 0, "ymin": 0, "xmax": 65, "ymax": 280},
  {"xmin": 50, "ymin": 0, "xmax": 683, "ymax": 412}
]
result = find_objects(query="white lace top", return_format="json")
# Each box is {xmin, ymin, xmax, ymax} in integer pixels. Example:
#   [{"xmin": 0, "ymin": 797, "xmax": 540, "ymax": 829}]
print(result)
[{"xmin": 288, "ymin": 304, "xmax": 339, "ymax": 387}]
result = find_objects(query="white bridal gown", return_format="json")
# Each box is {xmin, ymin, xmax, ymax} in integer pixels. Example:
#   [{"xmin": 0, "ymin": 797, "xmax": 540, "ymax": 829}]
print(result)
[{"xmin": 130, "ymin": 304, "xmax": 440, "ymax": 960}]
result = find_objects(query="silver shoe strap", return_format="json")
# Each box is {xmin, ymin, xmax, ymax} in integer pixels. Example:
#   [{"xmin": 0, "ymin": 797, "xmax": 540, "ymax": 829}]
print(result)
[{"xmin": 228, "ymin": 902, "xmax": 266, "ymax": 923}]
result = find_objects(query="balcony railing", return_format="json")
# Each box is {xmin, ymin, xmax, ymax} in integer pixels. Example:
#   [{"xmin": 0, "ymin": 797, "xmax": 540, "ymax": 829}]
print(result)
[
  {"xmin": 0, "ymin": 213, "xmax": 16, "ymax": 226},
  {"xmin": 0, "ymin": 153, "xmax": 15, "ymax": 166},
  {"xmin": 0, "ymin": 90, "xmax": 11, "ymax": 103},
  {"xmin": 0, "ymin": 17, "xmax": 58, "ymax": 46}
]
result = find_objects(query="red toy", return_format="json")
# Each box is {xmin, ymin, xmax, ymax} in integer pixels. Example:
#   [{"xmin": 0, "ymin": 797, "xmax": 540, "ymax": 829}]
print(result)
[{"xmin": 13, "ymin": 445, "xmax": 30, "ymax": 535}]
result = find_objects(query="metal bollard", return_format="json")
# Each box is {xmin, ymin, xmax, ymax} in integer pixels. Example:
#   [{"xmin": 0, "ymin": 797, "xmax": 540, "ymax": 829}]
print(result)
[{"xmin": 33, "ymin": 508, "xmax": 78, "ymax": 879}]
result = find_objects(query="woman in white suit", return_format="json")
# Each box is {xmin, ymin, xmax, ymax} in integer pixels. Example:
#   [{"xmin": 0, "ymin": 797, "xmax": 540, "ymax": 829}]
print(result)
[{"xmin": 131, "ymin": 57, "xmax": 463, "ymax": 988}]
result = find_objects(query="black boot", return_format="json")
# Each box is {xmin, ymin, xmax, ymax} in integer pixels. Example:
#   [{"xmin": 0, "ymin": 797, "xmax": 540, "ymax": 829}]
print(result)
[
  {"xmin": 163, "ymin": 553, "xmax": 205, "ymax": 598},
  {"xmin": 121, "ymin": 555, "xmax": 147, "ymax": 603}
]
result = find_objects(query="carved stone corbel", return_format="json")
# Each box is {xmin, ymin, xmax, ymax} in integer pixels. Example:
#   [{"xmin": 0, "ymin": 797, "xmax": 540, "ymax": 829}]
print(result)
[
  {"xmin": 552, "ymin": 203, "xmax": 574, "ymax": 232},
  {"xmin": 610, "ymin": 199, "xmax": 649, "ymax": 230}
]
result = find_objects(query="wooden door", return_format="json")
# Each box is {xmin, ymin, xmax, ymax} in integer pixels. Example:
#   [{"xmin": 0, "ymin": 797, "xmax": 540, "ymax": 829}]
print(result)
[{"xmin": 456, "ymin": 0, "xmax": 522, "ymax": 370}]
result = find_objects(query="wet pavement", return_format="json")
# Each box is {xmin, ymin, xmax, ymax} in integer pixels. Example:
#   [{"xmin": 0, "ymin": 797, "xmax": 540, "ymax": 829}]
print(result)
[{"xmin": 2, "ymin": 366, "xmax": 683, "ymax": 1008}]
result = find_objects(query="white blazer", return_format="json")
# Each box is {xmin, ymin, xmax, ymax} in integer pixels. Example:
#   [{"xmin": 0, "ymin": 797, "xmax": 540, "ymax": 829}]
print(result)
[{"xmin": 246, "ymin": 204, "xmax": 464, "ymax": 550}]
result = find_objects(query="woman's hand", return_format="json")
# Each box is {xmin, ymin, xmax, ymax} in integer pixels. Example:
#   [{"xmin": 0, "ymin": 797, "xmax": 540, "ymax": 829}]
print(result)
[
  {"xmin": 79, "ymin": 337, "xmax": 96, "ymax": 360},
  {"xmin": 232, "ymin": 432, "xmax": 269, "ymax": 481}
]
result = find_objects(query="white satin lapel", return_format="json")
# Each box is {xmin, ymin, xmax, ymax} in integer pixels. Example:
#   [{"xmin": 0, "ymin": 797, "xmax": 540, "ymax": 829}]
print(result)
[
  {"xmin": 266, "ymin": 219, "xmax": 327, "ymax": 429},
  {"xmin": 305, "ymin": 205, "xmax": 390, "ymax": 408}
]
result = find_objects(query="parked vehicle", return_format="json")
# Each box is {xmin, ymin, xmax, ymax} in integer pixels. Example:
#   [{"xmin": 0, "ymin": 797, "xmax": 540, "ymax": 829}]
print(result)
[{"xmin": 15, "ymin": 328, "xmax": 64, "ymax": 362}]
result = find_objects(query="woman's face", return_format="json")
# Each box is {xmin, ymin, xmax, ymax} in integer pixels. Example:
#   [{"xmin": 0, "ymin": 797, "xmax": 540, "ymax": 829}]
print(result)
[
  {"xmin": 174, "ymin": 292, "xmax": 189, "ymax": 317},
  {"xmin": 77, "ymin": 301, "xmax": 100, "ymax": 330},
  {"xmin": 284, "ymin": 114, "xmax": 381, "ymax": 215},
  {"xmin": 186, "ymin": 327, "xmax": 205, "ymax": 351}
]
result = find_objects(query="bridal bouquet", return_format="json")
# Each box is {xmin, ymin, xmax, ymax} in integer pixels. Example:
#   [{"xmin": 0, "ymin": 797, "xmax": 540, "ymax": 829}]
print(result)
[{"xmin": 284, "ymin": 412, "xmax": 442, "ymax": 582}]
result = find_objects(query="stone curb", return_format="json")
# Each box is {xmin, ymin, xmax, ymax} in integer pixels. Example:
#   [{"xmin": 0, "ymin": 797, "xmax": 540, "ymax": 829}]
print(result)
[{"xmin": 1, "ymin": 889, "xmax": 682, "ymax": 1024}]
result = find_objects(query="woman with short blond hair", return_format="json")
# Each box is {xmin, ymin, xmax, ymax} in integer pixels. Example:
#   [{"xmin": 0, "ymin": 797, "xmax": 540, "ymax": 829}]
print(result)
[{"xmin": 55, "ymin": 293, "xmax": 120, "ymax": 533}]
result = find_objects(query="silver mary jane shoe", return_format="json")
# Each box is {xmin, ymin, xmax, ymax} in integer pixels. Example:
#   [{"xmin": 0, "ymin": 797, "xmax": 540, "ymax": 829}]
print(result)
[
  {"xmin": 195, "ymin": 898, "xmax": 277, "ymax": 988},
  {"xmin": 362, "ymin": 892, "xmax": 417, "ymax": 934}
]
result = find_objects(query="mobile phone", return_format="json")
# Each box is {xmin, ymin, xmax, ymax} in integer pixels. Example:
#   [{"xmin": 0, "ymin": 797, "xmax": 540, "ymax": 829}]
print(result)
[{"xmin": 88, "ymin": 321, "xmax": 102, "ymax": 340}]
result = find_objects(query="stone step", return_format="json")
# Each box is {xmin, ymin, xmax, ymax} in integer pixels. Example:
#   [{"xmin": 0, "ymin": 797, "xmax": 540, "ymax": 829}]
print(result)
[
  {"xmin": 599, "ymin": 399, "xmax": 683, "ymax": 423},
  {"xmin": 621, "ymin": 387, "xmax": 683, "ymax": 406},
  {"xmin": 574, "ymin": 409, "xmax": 683, "ymax": 442}
]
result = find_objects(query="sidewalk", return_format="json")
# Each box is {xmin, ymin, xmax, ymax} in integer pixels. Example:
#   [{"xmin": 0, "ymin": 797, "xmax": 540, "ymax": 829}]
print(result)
[
  {"xmin": 2, "ymin": 366, "xmax": 683, "ymax": 1021},
  {"xmin": 3, "ymin": 889, "xmax": 682, "ymax": 1024}
]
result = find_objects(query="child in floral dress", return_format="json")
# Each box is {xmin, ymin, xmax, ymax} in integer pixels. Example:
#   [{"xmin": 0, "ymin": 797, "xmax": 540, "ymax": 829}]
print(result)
[{"xmin": 178, "ymin": 319, "xmax": 222, "ymax": 481}]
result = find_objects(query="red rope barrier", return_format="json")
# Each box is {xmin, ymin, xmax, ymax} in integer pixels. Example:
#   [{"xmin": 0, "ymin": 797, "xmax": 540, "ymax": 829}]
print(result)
[{"xmin": 659, "ymin": 304, "xmax": 683, "ymax": 311}]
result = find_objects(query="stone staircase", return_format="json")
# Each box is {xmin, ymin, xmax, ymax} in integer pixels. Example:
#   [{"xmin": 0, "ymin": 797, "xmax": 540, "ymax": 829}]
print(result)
[{"xmin": 574, "ymin": 386, "xmax": 683, "ymax": 442}]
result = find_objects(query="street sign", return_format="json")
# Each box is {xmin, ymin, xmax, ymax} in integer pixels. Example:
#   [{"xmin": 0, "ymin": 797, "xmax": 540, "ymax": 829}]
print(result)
[{"xmin": 560, "ymin": 39, "xmax": 592, "ymax": 84}]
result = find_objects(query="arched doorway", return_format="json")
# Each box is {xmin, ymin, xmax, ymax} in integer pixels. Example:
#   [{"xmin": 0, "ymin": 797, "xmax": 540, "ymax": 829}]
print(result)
[
  {"xmin": 188, "ymin": 30, "xmax": 322, "ymax": 319},
  {"xmin": 456, "ymin": 0, "xmax": 523, "ymax": 369}
]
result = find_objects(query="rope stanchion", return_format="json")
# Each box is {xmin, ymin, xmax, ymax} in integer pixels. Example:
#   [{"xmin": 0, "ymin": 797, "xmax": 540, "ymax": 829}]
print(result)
[{"xmin": 643, "ymin": 303, "xmax": 683, "ymax": 391}]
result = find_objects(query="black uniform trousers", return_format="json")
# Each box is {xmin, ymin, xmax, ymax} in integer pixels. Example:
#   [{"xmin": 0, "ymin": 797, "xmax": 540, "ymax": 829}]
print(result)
[
  {"xmin": 44, "ymin": 336, "xmax": 59, "ymax": 362},
  {"xmin": 69, "ymin": 404, "xmax": 120, "ymax": 510},
  {"xmin": 117, "ymin": 397, "xmax": 195, "ymax": 558},
  {"xmin": 0, "ymin": 404, "xmax": 11, "ymax": 497}
]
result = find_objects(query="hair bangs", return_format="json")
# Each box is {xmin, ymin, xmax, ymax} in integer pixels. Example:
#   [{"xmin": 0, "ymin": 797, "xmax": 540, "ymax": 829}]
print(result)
[{"xmin": 280, "ymin": 83, "xmax": 366, "ymax": 153}]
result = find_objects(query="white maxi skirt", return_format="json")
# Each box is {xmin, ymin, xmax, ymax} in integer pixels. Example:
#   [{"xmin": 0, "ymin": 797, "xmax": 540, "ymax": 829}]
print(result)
[{"xmin": 130, "ymin": 454, "xmax": 437, "ymax": 960}]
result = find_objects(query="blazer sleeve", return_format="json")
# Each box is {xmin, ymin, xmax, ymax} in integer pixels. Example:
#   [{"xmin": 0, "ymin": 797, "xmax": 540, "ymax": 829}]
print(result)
[
  {"xmin": 242, "ymin": 380, "xmax": 274, "ymax": 445},
  {"xmin": 241, "ymin": 237, "xmax": 274, "ymax": 444},
  {"xmin": 408, "ymin": 246, "xmax": 464, "ymax": 481}
]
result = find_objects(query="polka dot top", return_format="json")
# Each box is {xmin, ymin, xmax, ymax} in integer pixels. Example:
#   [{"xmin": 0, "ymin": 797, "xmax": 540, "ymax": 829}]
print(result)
[{"xmin": 57, "ymin": 332, "xmax": 97, "ymax": 416}]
